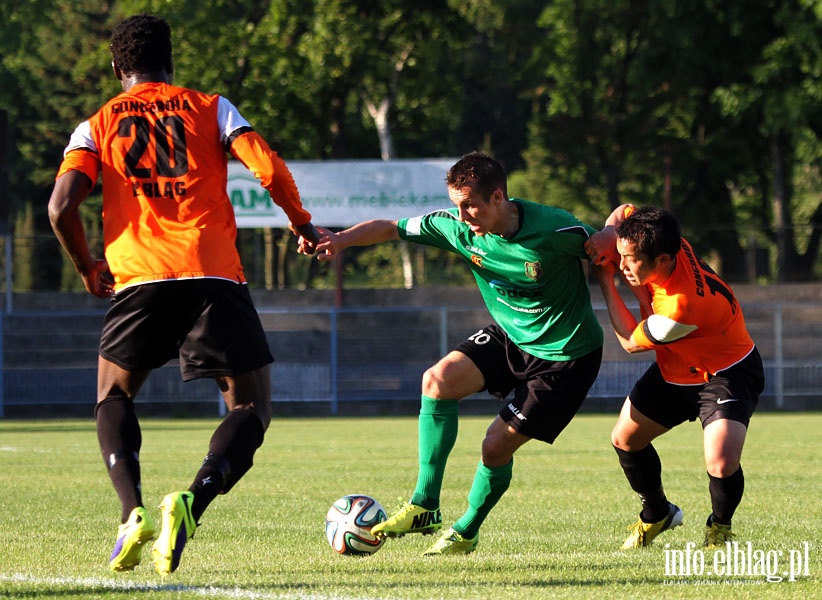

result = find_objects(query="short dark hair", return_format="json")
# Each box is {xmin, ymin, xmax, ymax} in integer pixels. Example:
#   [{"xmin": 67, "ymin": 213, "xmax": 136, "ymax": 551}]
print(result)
[
  {"xmin": 446, "ymin": 151, "xmax": 508, "ymax": 200},
  {"xmin": 616, "ymin": 205, "xmax": 682, "ymax": 260},
  {"xmin": 110, "ymin": 14, "xmax": 172, "ymax": 75}
]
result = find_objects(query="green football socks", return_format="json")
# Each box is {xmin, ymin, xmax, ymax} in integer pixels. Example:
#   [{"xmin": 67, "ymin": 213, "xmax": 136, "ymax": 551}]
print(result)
[
  {"xmin": 410, "ymin": 396, "xmax": 459, "ymax": 510},
  {"xmin": 452, "ymin": 459, "xmax": 513, "ymax": 539}
]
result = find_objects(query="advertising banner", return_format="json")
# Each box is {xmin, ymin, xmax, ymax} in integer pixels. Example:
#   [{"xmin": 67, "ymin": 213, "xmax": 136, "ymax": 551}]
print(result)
[{"xmin": 228, "ymin": 158, "xmax": 457, "ymax": 228}]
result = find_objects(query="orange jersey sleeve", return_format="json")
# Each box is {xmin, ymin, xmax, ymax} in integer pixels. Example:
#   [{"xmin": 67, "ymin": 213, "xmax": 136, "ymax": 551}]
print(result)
[
  {"xmin": 229, "ymin": 131, "xmax": 312, "ymax": 227},
  {"xmin": 56, "ymin": 148, "xmax": 100, "ymax": 186},
  {"xmin": 632, "ymin": 239, "xmax": 755, "ymax": 384}
]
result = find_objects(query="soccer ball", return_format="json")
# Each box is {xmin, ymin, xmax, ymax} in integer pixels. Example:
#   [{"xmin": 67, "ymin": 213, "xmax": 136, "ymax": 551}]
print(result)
[{"xmin": 325, "ymin": 494, "xmax": 387, "ymax": 556}]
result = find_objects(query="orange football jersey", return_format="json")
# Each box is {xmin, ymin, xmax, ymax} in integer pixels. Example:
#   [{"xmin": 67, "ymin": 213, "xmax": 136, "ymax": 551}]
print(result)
[
  {"xmin": 56, "ymin": 82, "xmax": 311, "ymax": 291},
  {"xmin": 632, "ymin": 238, "xmax": 755, "ymax": 384}
]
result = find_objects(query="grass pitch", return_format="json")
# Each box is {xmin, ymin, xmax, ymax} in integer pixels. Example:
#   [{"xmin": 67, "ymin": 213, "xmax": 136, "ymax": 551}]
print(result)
[{"xmin": 0, "ymin": 413, "xmax": 819, "ymax": 599}]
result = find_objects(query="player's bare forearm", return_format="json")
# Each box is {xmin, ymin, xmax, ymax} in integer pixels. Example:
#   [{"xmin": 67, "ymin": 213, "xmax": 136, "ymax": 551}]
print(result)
[
  {"xmin": 595, "ymin": 265, "xmax": 647, "ymax": 354},
  {"xmin": 48, "ymin": 172, "xmax": 95, "ymax": 276},
  {"xmin": 48, "ymin": 171, "xmax": 114, "ymax": 298},
  {"xmin": 608, "ymin": 306, "xmax": 647, "ymax": 354},
  {"xmin": 629, "ymin": 283, "xmax": 654, "ymax": 320},
  {"xmin": 315, "ymin": 220, "xmax": 400, "ymax": 262},
  {"xmin": 338, "ymin": 220, "xmax": 400, "ymax": 246}
]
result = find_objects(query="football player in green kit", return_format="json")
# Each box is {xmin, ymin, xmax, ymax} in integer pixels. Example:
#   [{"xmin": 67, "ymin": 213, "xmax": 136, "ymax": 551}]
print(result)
[{"xmin": 302, "ymin": 151, "xmax": 604, "ymax": 555}]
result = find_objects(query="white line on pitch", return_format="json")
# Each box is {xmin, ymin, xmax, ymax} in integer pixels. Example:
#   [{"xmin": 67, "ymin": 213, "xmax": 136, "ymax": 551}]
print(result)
[{"xmin": 1, "ymin": 574, "xmax": 394, "ymax": 600}]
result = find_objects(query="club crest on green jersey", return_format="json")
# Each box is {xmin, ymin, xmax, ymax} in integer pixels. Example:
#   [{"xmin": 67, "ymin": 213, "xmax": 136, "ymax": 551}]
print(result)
[{"xmin": 524, "ymin": 261, "xmax": 542, "ymax": 281}]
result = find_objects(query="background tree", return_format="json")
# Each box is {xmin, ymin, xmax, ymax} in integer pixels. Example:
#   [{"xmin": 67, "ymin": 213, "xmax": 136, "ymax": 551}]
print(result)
[
  {"xmin": 513, "ymin": 0, "xmax": 820, "ymax": 280},
  {"xmin": 2, "ymin": 0, "xmax": 112, "ymax": 290},
  {"xmin": 1, "ymin": 0, "xmax": 819, "ymax": 290},
  {"xmin": 714, "ymin": 0, "xmax": 822, "ymax": 281}
]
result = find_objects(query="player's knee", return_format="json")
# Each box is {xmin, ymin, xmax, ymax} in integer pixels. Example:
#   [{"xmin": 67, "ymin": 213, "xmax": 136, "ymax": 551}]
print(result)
[
  {"xmin": 611, "ymin": 427, "xmax": 632, "ymax": 451},
  {"xmin": 611, "ymin": 414, "xmax": 654, "ymax": 451},
  {"xmin": 706, "ymin": 456, "xmax": 740, "ymax": 478},
  {"xmin": 612, "ymin": 431, "xmax": 651, "ymax": 453},
  {"xmin": 421, "ymin": 365, "xmax": 447, "ymax": 398},
  {"xmin": 481, "ymin": 439, "xmax": 508, "ymax": 466},
  {"xmin": 480, "ymin": 428, "xmax": 517, "ymax": 466}
]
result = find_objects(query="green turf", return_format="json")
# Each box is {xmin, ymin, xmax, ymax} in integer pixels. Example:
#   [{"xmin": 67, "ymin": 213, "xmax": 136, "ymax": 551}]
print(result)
[{"xmin": 0, "ymin": 413, "xmax": 819, "ymax": 599}]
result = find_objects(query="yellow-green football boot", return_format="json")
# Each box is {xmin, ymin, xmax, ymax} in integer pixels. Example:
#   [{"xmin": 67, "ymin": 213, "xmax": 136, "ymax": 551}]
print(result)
[
  {"xmin": 422, "ymin": 527, "xmax": 479, "ymax": 556},
  {"xmin": 371, "ymin": 502, "xmax": 442, "ymax": 538},
  {"xmin": 109, "ymin": 506, "xmax": 156, "ymax": 572},
  {"xmin": 704, "ymin": 518, "xmax": 736, "ymax": 549},
  {"xmin": 621, "ymin": 503, "xmax": 683, "ymax": 549},
  {"xmin": 151, "ymin": 492, "xmax": 197, "ymax": 576}
]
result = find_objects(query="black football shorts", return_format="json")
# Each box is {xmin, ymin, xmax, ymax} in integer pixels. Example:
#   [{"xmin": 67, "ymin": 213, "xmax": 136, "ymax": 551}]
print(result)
[
  {"xmin": 455, "ymin": 324, "xmax": 603, "ymax": 443},
  {"xmin": 628, "ymin": 347, "xmax": 764, "ymax": 429},
  {"xmin": 100, "ymin": 279, "xmax": 274, "ymax": 381}
]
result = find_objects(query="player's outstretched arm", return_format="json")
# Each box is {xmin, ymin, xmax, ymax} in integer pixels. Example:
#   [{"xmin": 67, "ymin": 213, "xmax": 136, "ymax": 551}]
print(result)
[
  {"xmin": 312, "ymin": 220, "xmax": 400, "ymax": 262},
  {"xmin": 230, "ymin": 130, "xmax": 314, "ymax": 227}
]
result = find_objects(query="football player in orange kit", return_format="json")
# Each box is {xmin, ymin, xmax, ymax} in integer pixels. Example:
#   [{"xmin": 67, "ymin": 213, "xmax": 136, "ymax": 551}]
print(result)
[
  {"xmin": 48, "ymin": 14, "xmax": 319, "ymax": 575},
  {"xmin": 586, "ymin": 205, "xmax": 764, "ymax": 550}
]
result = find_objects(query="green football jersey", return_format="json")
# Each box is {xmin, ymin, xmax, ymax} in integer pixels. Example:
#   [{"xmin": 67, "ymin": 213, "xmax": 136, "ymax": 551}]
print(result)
[{"xmin": 398, "ymin": 199, "xmax": 603, "ymax": 361}]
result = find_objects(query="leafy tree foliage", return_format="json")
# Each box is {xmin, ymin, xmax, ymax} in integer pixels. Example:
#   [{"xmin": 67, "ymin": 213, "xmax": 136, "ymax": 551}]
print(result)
[
  {"xmin": 2, "ymin": 0, "xmax": 113, "ymax": 290},
  {"xmin": 712, "ymin": 0, "xmax": 822, "ymax": 281},
  {"xmin": 517, "ymin": 0, "xmax": 821, "ymax": 281},
  {"xmin": 1, "ymin": 0, "xmax": 819, "ymax": 290}
]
